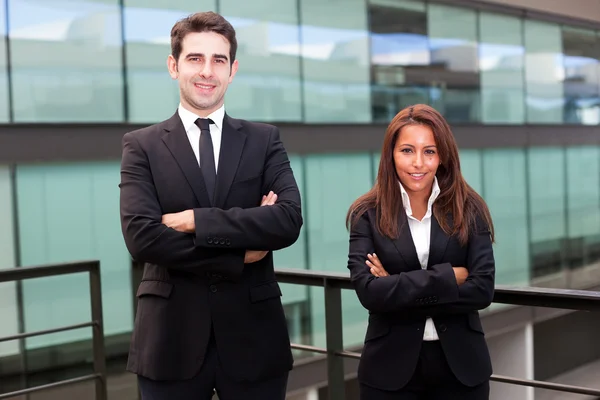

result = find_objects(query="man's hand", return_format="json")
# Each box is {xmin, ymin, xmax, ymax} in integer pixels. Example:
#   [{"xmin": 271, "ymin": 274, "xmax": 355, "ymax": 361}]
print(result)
[
  {"xmin": 453, "ymin": 267, "xmax": 468, "ymax": 285},
  {"xmin": 244, "ymin": 191, "xmax": 278, "ymax": 263},
  {"xmin": 162, "ymin": 209, "xmax": 195, "ymax": 233},
  {"xmin": 367, "ymin": 253, "xmax": 389, "ymax": 277}
]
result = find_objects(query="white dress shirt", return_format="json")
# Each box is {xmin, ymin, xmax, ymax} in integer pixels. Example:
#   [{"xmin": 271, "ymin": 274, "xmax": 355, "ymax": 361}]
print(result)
[
  {"xmin": 178, "ymin": 103, "xmax": 225, "ymax": 172},
  {"xmin": 399, "ymin": 177, "xmax": 441, "ymax": 341}
]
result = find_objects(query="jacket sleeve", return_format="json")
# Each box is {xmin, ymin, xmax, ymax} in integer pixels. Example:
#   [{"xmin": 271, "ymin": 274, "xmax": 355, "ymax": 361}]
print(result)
[
  {"xmin": 192, "ymin": 126, "xmax": 303, "ymax": 251},
  {"xmin": 119, "ymin": 132, "xmax": 245, "ymax": 277},
  {"xmin": 422, "ymin": 215, "xmax": 495, "ymax": 315},
  {"xmin": 347, "ymin": 210, "xmax": 459, "ymax": 313}
]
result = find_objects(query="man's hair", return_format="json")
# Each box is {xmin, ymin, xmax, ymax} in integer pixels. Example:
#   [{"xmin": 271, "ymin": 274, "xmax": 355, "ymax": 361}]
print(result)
[{"xmin": 170, "ymin": 11, "xmax": 237, "ymax": 65}]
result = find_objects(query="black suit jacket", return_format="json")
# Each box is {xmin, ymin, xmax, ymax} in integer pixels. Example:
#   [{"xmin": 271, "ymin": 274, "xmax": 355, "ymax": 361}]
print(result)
[
  {"xmin": 347, "ymin": 208, "xmax": 494, "ymax": 391},
  {"xmin": 119, "ymin": 111, "xmax": 302, "ymax": 382}
]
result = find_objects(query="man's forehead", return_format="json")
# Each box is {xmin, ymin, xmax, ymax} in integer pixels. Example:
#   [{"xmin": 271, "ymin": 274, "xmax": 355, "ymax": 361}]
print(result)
[{"xmin": 182, "ymin": 32, "xmax": 230, "ymax": 53}]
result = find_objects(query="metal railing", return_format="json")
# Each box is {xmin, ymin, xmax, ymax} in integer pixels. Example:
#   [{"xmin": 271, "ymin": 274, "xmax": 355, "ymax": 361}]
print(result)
[
  {"xmin": 0, "ymin": 261, "xmax": 107, "ymax": 400},
  {"xmin": 275, "ymin": 268, "xmax": 600, "ymax": 400}
]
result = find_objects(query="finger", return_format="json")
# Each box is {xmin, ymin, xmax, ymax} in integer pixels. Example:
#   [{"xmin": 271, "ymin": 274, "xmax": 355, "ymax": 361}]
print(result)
[
  {"xmin": 366, "ymin": 260, "xmax": 380, "ymax": 276},
  {"xmin": 263, "ymin": 191, "xmax": 274, "ymax": 205},
  {"xmin": 369, "ymin": 254, "xmax": 383, "ymax": 269}
]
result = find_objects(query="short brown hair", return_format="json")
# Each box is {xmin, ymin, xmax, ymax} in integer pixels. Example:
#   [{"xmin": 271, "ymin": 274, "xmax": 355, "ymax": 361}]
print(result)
[
  {"xmin": 347, "ymin": 104, "xmax": 494, "ymax": 245},
  {"xmin": 170, "ymin": 12, "xmax": 237, "ymax": 65}
]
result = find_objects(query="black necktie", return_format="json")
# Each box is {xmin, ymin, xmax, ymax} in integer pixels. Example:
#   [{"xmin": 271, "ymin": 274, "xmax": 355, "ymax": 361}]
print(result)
[{"xmin": 195, "ymin": 118, "xmax": 216, "ymax": 204}]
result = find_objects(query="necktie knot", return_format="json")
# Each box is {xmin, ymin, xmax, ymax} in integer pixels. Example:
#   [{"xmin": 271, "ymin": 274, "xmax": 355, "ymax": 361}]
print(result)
[{"xmin": 195, "ymin": 118, "xmax": 213, "ymax": 131}]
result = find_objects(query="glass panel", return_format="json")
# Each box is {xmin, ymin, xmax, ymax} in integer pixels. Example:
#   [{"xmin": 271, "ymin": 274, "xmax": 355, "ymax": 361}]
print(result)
[
  {"xmin": 370, "ymin": 0, "xmax": 429, "ymax": 122},
  {"xmin": 8, "ymin": 0, "xmax": 124, "ymax": 122},
  {"xmin": 562, "ymin": 27, "xmax": 600, "ymax": 124},
  {"xmin": 300, "ymin": 0, "xmax": 371, "ymax": 122},
  {"xmin": 0, "ymin": 166, "xmax": 19, "ymax": 358},
  {"xmin": 0, "ymin": 0, "xmax": 8, "ymax": 122},
  {"xmin": 459, "ymin": 149, "xmax": 483, "ymax": 195},
  {"xmin": 123, "ymin": 1, "xmax": 216, "ymax": 123},
  {"xmin": 479, "ymin": 12, "xmax": 525, "ymax": 124},
  {"xmin": 427, "ymin": 4, "xmax": 480, "ymax": 123},
  {"xmin": 528, "ymin": 148, "xmax": 567, "ymax": 284},
  {"xmin": 221, "ymin": 0, "xmax": 302, "ymax": 121},
  {"xmin": 565, "ymin": 147, "xmax": 600, "ymax": 274},
  {"xmin": 275, "ymin": 155, "xmax": 307, "ymax": 304},
  {"xmin": 482, "ymin": 149, "xmax": 529, "ymax": 286},
  {"xmin": 16, "ymin": 162, "xmax": 132, "ymax": 349},
  {"xmin": 304, "ymin": 154, "xmax": 373, "ymax": 348},
  {"xmin": 524, "ymin": 21, "xmax": 564, "ymax": 123}
]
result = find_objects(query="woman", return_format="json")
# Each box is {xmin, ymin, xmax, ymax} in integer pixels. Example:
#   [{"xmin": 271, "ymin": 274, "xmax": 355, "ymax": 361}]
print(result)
[{"xmin": 346, "ymin": 104, "xmax": 495, "ymax": 399}]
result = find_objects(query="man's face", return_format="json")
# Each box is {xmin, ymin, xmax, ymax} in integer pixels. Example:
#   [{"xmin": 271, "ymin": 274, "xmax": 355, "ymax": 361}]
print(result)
[{"xmin": 168, "ymin": 31, "xmax": 238, "ymax": 116}]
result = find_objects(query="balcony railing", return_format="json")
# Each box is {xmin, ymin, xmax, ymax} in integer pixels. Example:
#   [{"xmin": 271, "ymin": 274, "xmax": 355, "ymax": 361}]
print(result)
[
  {"xmin": 274, "ymin": 268, "xmax": 600, "ymax": 400},
  {"xmin": 0, "ymin": 261, "xmax": 107, "ymax": 400}
]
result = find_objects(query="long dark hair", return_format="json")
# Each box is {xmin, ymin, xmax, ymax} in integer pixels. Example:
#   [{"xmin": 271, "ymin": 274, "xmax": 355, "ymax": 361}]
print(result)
[{"xmin": 347, "ymin": 104, "xmax": 494, "ymax": 245}]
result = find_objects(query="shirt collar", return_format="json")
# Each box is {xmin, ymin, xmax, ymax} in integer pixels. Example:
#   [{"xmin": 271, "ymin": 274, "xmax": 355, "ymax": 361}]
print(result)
[
  {"xmin": 177, "ymin": 103, "xmax": 225, "ymax": 132},
  {"xmin": 399, "ymin": 176, "xmax": 440, "ymax": 218}
]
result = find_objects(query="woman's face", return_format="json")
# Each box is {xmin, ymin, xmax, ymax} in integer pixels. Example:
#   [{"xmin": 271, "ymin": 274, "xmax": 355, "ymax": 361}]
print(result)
[{"xmin": 393, "ymin": 124, "xmax": 440, "ymax": 197}]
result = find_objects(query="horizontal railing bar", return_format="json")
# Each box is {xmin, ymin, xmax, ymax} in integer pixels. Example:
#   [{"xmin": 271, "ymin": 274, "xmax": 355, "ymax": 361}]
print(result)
[
  {"xmin": 0, "ymin": 373, "xmax": 101, "ymax": 399},
  {"xmin": 291, "ymin": 343, "xmax": 328, "ymax": 355},
  {"xmin": 0, "ymin": 322, "xmax": 96, "ymax": 343},
  {"xmin": 0, "ymin": 261, "xmax": 99, "ymax": 283},
  {"xmin": 290, "ymin": 342, "xmax": 600, "ymax": 396},
  {"xmin": 275, "ymin": 269, "xmax": 600, "ymax": 311},
  {"xmin": 490, "ymin": 374, "xmax": 600, "ymax": 396}
]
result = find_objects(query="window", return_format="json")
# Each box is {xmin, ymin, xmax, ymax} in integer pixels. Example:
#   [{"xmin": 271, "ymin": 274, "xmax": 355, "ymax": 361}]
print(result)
[{"xmin": 8, "ymin": 0, "xmax": 124, "ymax": 122}]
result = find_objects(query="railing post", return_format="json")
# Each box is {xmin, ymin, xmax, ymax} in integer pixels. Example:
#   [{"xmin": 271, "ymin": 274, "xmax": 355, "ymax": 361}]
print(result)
[
  {"xmin": 324, "ymin": 278, "xmax": 345, "ymax": 400},
  {"xmin": 89, "ymin": 262, "xmax": 107, "ymax": 400}
]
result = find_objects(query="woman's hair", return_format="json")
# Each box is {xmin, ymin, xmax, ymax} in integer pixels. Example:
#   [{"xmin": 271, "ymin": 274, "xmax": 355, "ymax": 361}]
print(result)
[{"xmin": 346, "ymin": 104, "xmax": 494, "ymax": 245}]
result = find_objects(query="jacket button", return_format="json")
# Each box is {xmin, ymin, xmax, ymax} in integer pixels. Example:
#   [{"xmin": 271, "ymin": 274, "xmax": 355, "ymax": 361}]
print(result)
[
  {"xmin": 219, "ymin": 238, "xmax": 225, "ymax": 245},
  {"xmin": 210, "ymin": 285, "xmax": 217, "ymax": 293},
  {"xmin": 225, "ymin": 239, "xmax": 231, "ymax": 246},
  {"xmin": 207, "ymin": 237, "xmax": 213, "ymax": 244},
  {"xmin": 439, "ymin": 324, "xmax": 447, "ymax": 332}
]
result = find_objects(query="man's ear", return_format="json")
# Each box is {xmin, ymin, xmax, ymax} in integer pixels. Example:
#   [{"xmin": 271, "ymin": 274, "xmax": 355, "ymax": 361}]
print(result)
[{"xmin": 167, "ymin": 54, "xmax": 179, "ymax": 80}]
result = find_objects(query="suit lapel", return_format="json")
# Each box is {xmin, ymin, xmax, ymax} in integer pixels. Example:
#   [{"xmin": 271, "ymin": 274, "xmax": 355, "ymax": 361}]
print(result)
[
  {"xmin": 391, "ymin": 214, "xmax": 422, "ymax": 271},
  {"xmin": 427, "ymin": 213, "xmax": 451, "ymax": 268},
  {"xmin": 214, "ymin": 114, "xmax": 246, "ymax": 208},
  {"xmin": 161, "ymin": 112, "xmax": 211, "ymax": 206}
]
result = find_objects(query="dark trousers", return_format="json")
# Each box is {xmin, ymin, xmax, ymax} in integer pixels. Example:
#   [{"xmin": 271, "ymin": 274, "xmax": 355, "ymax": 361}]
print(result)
[
  {"xmin": 137, "ymin": 333, "xmax": 288, "ymax": 400},
  {"xmin": 360, "ymin": 341, "xmax": 489, "ymax": 400}
]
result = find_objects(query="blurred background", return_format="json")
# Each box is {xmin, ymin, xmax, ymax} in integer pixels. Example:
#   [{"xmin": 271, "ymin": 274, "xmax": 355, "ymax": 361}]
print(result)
[{"xmin": 0, "ymin": 0, "xmax": 599, "ymax": 399}]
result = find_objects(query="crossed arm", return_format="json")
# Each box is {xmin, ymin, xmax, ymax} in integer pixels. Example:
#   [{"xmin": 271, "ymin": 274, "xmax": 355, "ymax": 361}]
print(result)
[
  {"xmin": 119, "ymin": 127, "xmax": 302, "ymax": 277},
  {"xmin": 347, "ymin": 211, "xmax": 494, "ymax": 314}
]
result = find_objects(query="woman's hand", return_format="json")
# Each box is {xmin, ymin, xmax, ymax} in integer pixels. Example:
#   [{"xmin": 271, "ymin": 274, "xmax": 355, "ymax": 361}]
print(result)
[{"xmin": 366, "ymin": 253, "xmax": 389, "ymax": 277}]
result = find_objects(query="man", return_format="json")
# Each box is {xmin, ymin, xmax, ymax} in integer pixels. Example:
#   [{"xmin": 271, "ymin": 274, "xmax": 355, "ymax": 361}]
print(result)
[{"xmin": 119, "ymin": 11, "xmax": 302, "ymax": 400}]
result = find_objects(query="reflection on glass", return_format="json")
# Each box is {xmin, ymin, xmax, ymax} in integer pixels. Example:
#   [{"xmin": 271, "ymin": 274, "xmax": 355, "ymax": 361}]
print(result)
[
  {"xmin": 124, "ymin": 1, "xmax": 216, "ymax": 123},
  {"xmin": 8, "ymin": 0, "xmax": 124, "ymax": 122},
  {"xmin": 525, "ymin": 21, "xmax": 564, "ymax": 123},
  {"xmin": 562, "ymin": 27, "xmax": 600, "ymax": 125},
  {"xmin": 304, "ymin": 154, "xmax": 372, "ymax": 348},
  {"xmin": 566, "ymin": 147, "xmax": 600, "ymax": 273},
  {"xmin": 479, "ymin": 13, "xmax": 525, "ymax": 124},
  {"xmin": 300, "ymin": 0, "xmax": 371, "ymax": 123},
  {"xmin": 482, "ymin": 149, "xmax": 529, "ymax": 286},
  {"xmin": 370, "ymin": 0, "xmax": 429, "ymax": 122},
  {"xmin": 427, "ymin": 4, "xmax": 479, "ymax": 123},
  {"xmin": 0, "ymin": 0, "xmax": 8, "ymax": 122},
  {"xmin": 528, "ymin": 148, "xmax": 567, "ymax": 283},
  {"xmin": 0, "ymin": 167, "xmax": 19, "ymax": 358},
  {"xmin": 221, "ymin": 0, "xmax": 302, "ymax": 121},
  {"xmin": 17, "ymin": 163, "xmax": 133, "ymax": 349}
]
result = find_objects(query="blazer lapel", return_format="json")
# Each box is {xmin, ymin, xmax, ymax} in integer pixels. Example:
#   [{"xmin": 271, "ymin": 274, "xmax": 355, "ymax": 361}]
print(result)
[
  {"xmin": 427, "ymin": 214, "xmax": 451, "ymax": 268},
  {"xmin": 391, "ymin": 215, "xmax": 422, "ymax": 271},
  {"xmin": 161, "ymin": 112, "xmax": 211, "ymax": 206},
  {"xmin": 213, "ymin": 114, "xmax": 246, "ymax": 208}
]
